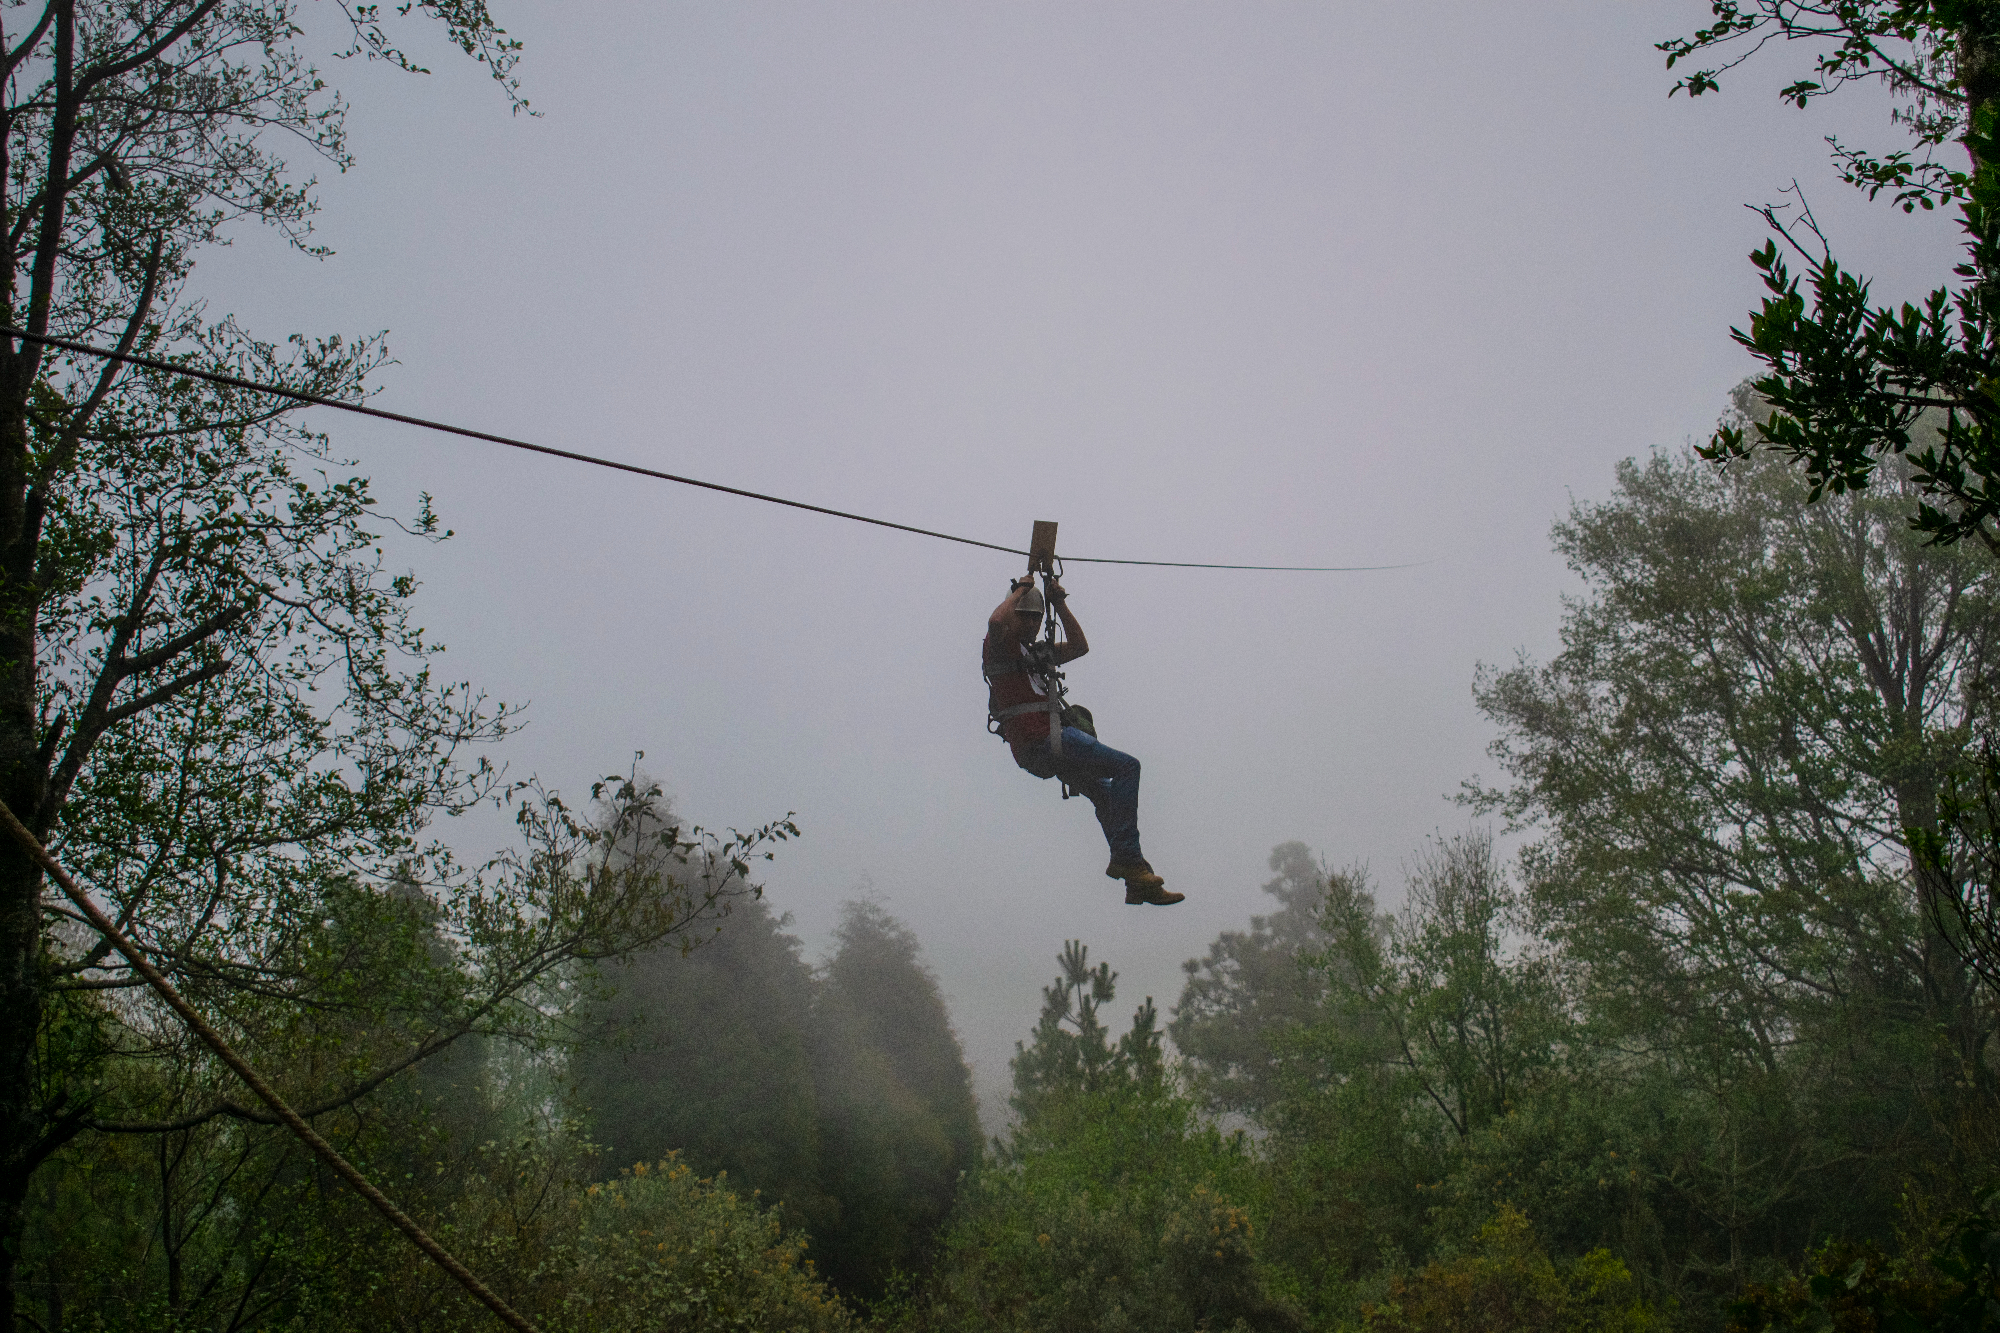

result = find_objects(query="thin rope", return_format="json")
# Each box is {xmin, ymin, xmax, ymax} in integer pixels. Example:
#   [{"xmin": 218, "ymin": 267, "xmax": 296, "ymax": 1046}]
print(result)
[
  {"xmin": 3, "ymin": 325, "xmax": 1415, "ymax": 572},
  {"xmin": 0, "ymin": 801, "xmax": 543, "ymax": 1333}
]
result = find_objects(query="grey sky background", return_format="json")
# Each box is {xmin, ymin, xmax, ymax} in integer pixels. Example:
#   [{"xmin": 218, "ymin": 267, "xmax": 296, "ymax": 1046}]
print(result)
[{"xmin": 192, "ymin": 3, "xmax": 1962, "ymax": 1122}]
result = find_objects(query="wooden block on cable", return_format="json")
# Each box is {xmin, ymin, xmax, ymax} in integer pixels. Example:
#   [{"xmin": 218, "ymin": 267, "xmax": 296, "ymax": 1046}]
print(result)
[{"xmin": 1028, "ymin": 520, "xmax": 1059, "ymax": 574}]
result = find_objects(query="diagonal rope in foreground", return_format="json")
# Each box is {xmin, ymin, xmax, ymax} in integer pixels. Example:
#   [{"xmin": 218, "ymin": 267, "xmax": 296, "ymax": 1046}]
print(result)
[
  {"xmin": 3, "ymin": 325, "xmax": 1415, "ymax": 573},
  {"xmin": 0, "ymin": 800, "xmax": 543, "ymax": 1333}
]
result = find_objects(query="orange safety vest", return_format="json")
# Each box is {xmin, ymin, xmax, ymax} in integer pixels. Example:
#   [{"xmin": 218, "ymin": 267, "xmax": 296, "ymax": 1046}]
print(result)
[{"xmin": 982, "ymin": 634, "xmax": 1057, "ymax": 751}]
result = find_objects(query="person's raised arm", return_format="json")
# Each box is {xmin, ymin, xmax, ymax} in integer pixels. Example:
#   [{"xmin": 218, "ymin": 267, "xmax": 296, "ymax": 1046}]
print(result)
[{"xmin": 1048, "ymin": 578, "xmax": 1088, "ymax": 662}]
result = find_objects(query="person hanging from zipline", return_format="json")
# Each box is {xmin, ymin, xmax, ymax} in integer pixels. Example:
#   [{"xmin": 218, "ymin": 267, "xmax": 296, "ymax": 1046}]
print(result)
[{"xmin": 983, "ymin": 562, "xmax": 1183, "ymax": 906}]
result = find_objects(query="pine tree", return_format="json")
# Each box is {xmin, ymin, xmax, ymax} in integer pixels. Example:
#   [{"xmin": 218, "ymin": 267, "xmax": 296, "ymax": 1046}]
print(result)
[
  {"xmin": 810, "ymin": 900, "xmax": 983, "ymax": 1298},
  {"xmin": 573, "ymin": 897, "xmax": 835, "ymax": 1237}
]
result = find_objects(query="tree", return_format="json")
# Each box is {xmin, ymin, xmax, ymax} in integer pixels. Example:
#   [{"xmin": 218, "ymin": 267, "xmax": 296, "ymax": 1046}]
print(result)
[
  {"xmin": 1319, "ymin": 830, "xmax": 1557, "ymax": 1147},
  {"xmin": 1172, "ymin": 841, "xmax": 1338, "ymax": 1121},
  {"xmin": 1658, "ymin": 0, "xmax": 2000, "ymax": 1013},
  {"xmin": 578, "ymin": 896, "xmax": 982, "ymax": 1303},
  {"xmin": 1256, "ymin": 836, "xmax": 1563, "ymax": 1315},
  {"xmin": 1919, "ymin": 747, "xmax": 2000, "ymax": 1000},
  {"xmin": 1009, "ymin": 939, "xmax": 1166, "ymax": 1120},
  {"xmin": 1468, "ymin": 443, "xmax": 2000, "ymax": 1288},
  {"xmin": 1659, "ymin": 3, "xmax": 2000, "ymax": 551},
  {"xmin": 809, "ymin": 899, "xmax": 983, "ymax": 1299},
  {"xmin": 557, "ymin": 1156, "xmax": 854, "ymax": 1333},
  {"xmin": 902, "ymin": 941, "xmax": 1302, "ymax": 1333},
  {"xmin": 1723, "ymin": 1188, "xmax": 2000, "ymax": 1333},
  {"xmin": 1473, "ymin": 444, "xmax": 1993, "ymax": 1050},
  {"xmin": 19, "ymin": 771, "xmax": 790, "ymax": 1330},
  {"xmin": 1180, "ymin": 833, "xmax": 1557, "ymax": 1147},
  {"xmin": 572, "ymin": 893, "xmax": 834, "ymax": 1241},
  {"xmin": 0, "ymin": 7, "xmax": 797, "ymax": 1326}
]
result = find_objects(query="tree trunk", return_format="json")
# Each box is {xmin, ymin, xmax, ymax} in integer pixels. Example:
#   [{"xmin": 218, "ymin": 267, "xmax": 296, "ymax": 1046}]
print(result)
[
  {"xmin": 0, "ymin": 341, "xmax": 51, "ymax": 1333},
  {"xmin": 0, "ymin": 7, "xmax": 69, "ymax": 1322}
]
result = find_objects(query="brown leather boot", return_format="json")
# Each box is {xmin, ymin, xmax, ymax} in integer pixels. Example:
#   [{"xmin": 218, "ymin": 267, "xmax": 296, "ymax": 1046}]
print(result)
[
  {"xmin": 1106, "ymin": 860, "xmax": 1184, "ymax": 905},
  {"xmin": 1125, "ymin": 876, "xmax": 1184, "ymax": 905}
]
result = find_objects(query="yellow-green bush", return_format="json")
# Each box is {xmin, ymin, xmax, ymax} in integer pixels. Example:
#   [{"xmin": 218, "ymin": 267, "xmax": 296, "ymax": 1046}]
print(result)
[
  {"xmin": 1362, "ymin": 1205, "xmax": 1656, "ymax": 1333},
  {"xmin": 555, "ymin": 1156, "xmax": 853, "ymax": 1333},
  {"xmin": 902, "ymin": 1091, "xmax": 1303, "ymax": 1332},
  {"xmin": 270, "ymin": 1145, "xmax": 853, "ymax": 1333}
]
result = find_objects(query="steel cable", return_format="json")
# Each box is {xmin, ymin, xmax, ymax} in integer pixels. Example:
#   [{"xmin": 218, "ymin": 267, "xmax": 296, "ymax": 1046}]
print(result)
[{"xmin": 3, "ymin": 325, "xmax": 1415, "ymax": 572}]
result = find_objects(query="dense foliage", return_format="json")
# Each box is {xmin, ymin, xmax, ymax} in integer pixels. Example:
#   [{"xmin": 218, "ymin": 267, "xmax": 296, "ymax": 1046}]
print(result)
[
  {"xmin": 576, "ymin": 894, "xmax": 834, "ymax": 1241},
  {"xmin": 1658, "ymin": 4, "xmax": 2000, "ymax": 997},
  {"xmin": 1154, "ymin": 436, "xmax": 2000, "ymax": 1332},
  {"xmin": 811, "ymin": 902, "xmax": 986, "ymax": 1297},
  {"xmin": 1171, "ymin": 842, "xmax": 1335, "ymax": 1123},
  {"xmin": 1360, "ymin": 1207, "xmax": 1656, "ymax": 1333}
]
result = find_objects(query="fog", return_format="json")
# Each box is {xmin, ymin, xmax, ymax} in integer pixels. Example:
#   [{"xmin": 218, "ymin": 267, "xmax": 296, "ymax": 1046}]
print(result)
[{"xmin": 188, "ymin": 2, "xmax": 1963, "ymax": 1123}]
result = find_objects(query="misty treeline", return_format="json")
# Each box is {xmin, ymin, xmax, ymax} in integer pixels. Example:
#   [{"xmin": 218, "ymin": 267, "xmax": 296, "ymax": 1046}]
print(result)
[
  {"xmin": 573, "ymin": 885, "xmax": 984, "ymax": 1298},
  {"xmin": 24, "ymin": 778, "xmax": 982, "ymax": 1328}
]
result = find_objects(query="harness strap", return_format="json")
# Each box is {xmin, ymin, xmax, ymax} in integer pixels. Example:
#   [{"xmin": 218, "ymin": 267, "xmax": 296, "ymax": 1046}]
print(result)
[
  {"xmin": 986, "ymin": 664, "xmax": 1066, "ymax": 753},
  {"xmin": 985, "ymin": 588, "xmax": 1068, "ymax": 755},
  {"xmin": 991, "ymin": 689, "xmax": 1065, "ymax": 742},
  {"xmin": 984, "ymin": 571, "xmax": 1085, "ymax": 793}
]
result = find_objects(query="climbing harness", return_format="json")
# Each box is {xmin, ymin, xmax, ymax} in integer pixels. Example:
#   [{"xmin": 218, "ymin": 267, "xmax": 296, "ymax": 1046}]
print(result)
[
  {"xmin": 984, "ymin": 573, "xmax": 1069, "ymax": 755},
  {"xmin": 984, "ymin": 550, "xmax": 1097, "ymax": 800}
]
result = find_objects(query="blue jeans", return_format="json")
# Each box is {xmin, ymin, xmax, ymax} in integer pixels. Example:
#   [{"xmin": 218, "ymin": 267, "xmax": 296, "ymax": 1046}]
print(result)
[{"xmin": 1015, "ymin": 726, "xmax": 1144, "ymax": 865}]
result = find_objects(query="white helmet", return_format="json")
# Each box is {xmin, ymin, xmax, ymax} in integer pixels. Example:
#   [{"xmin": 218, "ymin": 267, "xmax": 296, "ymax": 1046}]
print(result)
[{"xmin": 1014, "ymin": 582, "xmax": 1046, "ymax": 621}]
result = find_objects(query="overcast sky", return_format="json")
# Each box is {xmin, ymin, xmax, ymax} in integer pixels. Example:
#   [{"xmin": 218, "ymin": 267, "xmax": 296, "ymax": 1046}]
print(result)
[{"xmin": 195, "ymin": 2, "xmax": 1964, "ymax": 1122}]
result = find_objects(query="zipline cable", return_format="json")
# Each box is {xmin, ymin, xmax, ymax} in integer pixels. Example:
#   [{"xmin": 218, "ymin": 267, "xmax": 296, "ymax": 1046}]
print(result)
[
  {"xmin": 0, "ymin": 799, "xmax": 544, "ymax": 1333},
  {"xmin": 3, "ymin": 325, "xmax": 1415, "ymax": 573}
]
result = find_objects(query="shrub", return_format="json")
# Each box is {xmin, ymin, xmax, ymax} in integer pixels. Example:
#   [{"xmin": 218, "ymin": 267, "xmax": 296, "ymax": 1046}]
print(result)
[
  {"xmin": 555, "ymin": 1156, "xmax": 854, "ymax": 1333},
  {"xmin": 1362, "ymin": 1205, "xmax": 1657, "ymax": 1333},
  {"xmin": 1725, "ymin": 1188, "xmax": 2000, "ymax": 1333}
]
